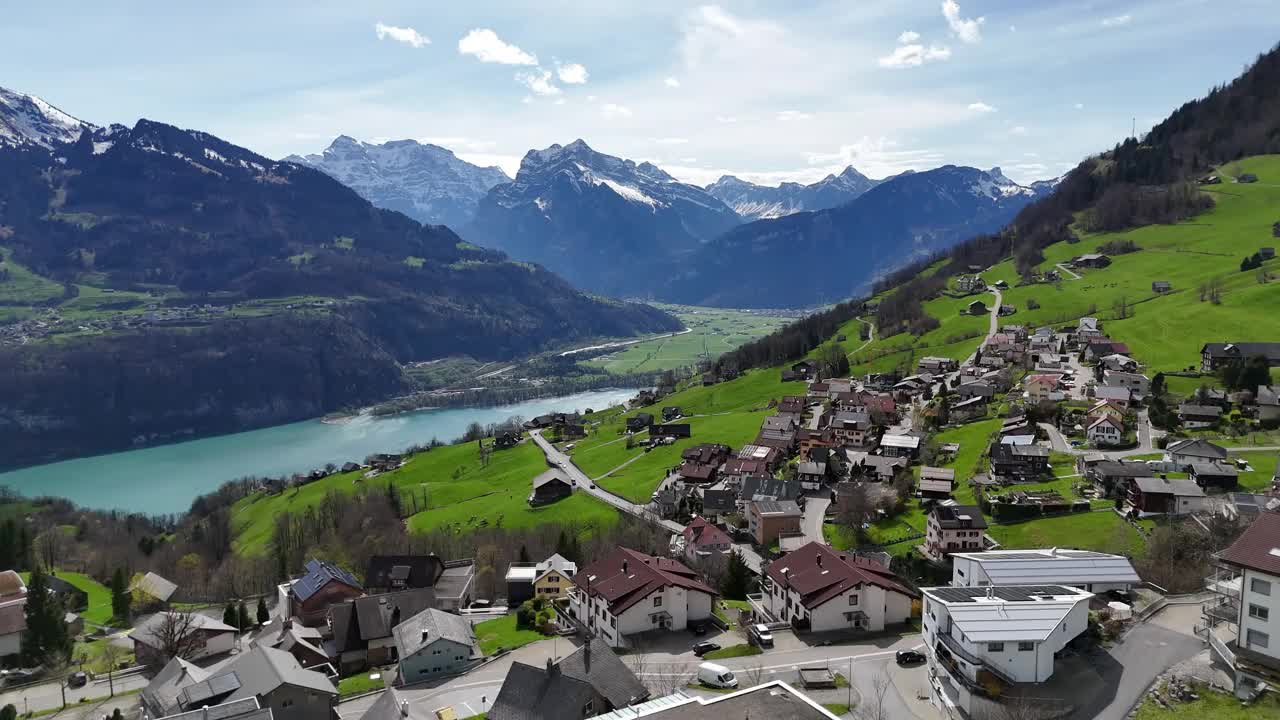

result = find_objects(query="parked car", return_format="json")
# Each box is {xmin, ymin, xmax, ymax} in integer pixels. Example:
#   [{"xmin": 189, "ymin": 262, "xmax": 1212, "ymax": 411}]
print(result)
[
  {"xmin": 67, "ymin": 671, "xmax": 87, "ymax": 688},
  {"xmin": 896, "ymin": 650, "xmax": 926, "ymax": 666},
  {"xmin": 748, "ymin": 624, "xmax": 774, "ymax": 648},
  {"xmin": 692, "ymin": 641, "xmax": 720, "ymax": 657},
  {"xmin": 697, "ymin": 662, "xmax": 738, "ymax": 689}
]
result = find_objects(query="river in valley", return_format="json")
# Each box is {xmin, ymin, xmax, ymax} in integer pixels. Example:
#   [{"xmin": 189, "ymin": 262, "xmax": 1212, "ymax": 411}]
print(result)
[{"xmin": 0, "ymin": 388, "xmax": 636, "ymax": 515}]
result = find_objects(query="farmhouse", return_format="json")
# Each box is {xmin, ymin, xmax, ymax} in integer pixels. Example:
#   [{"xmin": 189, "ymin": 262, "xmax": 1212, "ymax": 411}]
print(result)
[
  {"xmin": 1152, "ymin": 280, "xmax": 1172, "ymax": 293},
  {"xmin": 1201, "ymin": 342, "xmax": 1280, "ymax": 372},
  {"xmin": 1073, "ymin": 253, "xmax": 1112, "ymax": 269},
  {"xmin": 880, "ymin": 433, "xmax": 921, "ymax": 459},
  {"xmin": 1023, "ymin": 375, "xmax": 1061, "ymax": 403},
  {"xmin": 967, "ymin": 300, "xmax": 988, "ymax": 316},
  {"xmin": 1164, "ymin": 438, "xmax": 1229, "ymax": 469},
  {"xmin": 1190, "ymin": 461, "xmax": 1240, "ymax": 491},
  {"xmin": 648, "ymin": 423, "xmax": 691, "ymax": 439},
  {"xmin": 951, "ymin": 396, "xmax": 989, "ymax": 422},
  {"xmin": 1103, "ymin": 370, "xmax": 1150, "ymax": 398},
  {"xmin": 327, "ymin": 588, "xmax": 436, "ymax": 673},
  {"xmin": 989, "ymin": 443, "xmax": 1050, "ymax": 481},
  {"xmin": 1127, "ymin": 477, "xmax": 1208, "ymax": 517},
  {"xmin": 626, "ymin": 413, "xmax": 655, "ymax": 433},
  {"xmin": 529, "ymin": 469, "xmax": 574, "ymax": 505},
  {"xmin": 1179, "ymin": 403, "xmax": 1224, "ymax": 429},
  {"xmin": 919, "ymin": 467, "xmax": 956, "ymax": 499},
  {"xmin": 132, "ymin": 612, "xmax": 237, "ymax": 667},
  {"xmin": 761, "ymin": 542, "xmax": 916, "ymax": 633}
]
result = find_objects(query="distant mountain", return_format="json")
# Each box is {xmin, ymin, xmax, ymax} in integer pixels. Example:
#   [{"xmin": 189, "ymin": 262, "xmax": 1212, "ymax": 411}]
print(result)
[
  {"xmin": 660, "ymin": 166, "xmax": 1046, "ymax": 308},
  {"xmin": 285, "ymin": 136, "xmax": 509, "ymax": 228},
  {"xmin": 0, "ymin": 109, "xmax": 678, "ymax": 467},
  {"xmin": 705, "ymin": 166, "xmax": 881, "ymax": 220},
  {"xmin": 465, "ymin": 139, "xmax": 743, "ymax": 296},
  {"xmin": 0, "ymin": 87, "xmax": 94, "ymax": 148}
]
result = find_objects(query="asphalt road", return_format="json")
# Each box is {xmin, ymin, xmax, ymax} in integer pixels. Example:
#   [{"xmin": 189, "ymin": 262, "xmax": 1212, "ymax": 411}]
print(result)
[
  {"xmin": 801, "ymin": 496, "xmax": 830, "ymax": 546},
  {"xmin": 1070, "ymin": 621, "xmax": 1204, "ymax": 720},
  {"xmin": 0, "ymin": 672, "xmax": 149, "ymax": 716}
]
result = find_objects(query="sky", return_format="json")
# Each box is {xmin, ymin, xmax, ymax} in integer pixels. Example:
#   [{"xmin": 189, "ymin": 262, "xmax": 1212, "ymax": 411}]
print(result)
[{"xmin": 3, "ymin": 1, "xmax": 1279, "ymax": 186}]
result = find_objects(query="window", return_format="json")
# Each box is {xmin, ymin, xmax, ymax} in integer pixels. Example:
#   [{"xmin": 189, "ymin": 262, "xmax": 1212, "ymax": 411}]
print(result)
[
  {"xmin": 281, "ymin": 700, "xmax": 294, "ymax": 708},
  {"xmin": 849, "ymin": 594, "xmax": 859, "ymax": 606},
  {"xmin": 988, "ymin": 642, "xmax": 1004, "ymax": 652},
  {"xmin": 1017, "ymin": 641, "xmax": 1034, "ymax": 652},
  {"xmin": 584, "ymin": 700, "xmax": 595, "ymax": 715},
  {"xmin": 1248, "ymin": 630, "xmax": 1269, "ymax": 649},
  {"xmin": 957, "ymin": 568, "xmax": 966, "ymax": 577},
  {"xmin": 654, "ymin": 596, "xmax": 663, "ymax": 607},
  {"xmin": 1252, "ymin": 578, "xmax": 1273, "ymax": 597},
  {"xmin": 1250, "ymin": 604, "xmax": 1271, "ymax": 621},
  {"xmin": 611, "ymin": 617, "xmax": 616, "ymax": 628}
]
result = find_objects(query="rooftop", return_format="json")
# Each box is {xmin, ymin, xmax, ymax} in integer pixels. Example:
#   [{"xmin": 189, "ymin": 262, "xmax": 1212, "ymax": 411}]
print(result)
[
  {"xmin": 948, "ymin": 549, "xmax": 1140, "ymax": 586},
  {"xmin": 922, "ymin": 585, "xmax": 1093, "ymax": 642},
  {"xmin": 592, "ymin": 681, "xmax": 839, "ymax": 719},
  {"xmin": 575, "ymin": 548, "xmax": 717, "ymax": 615},
  {"xmin": 766, "ymin": 542, "xmax": 916, "ymax": 610},
  {"xmin": 1218, "ymin": 512, "xmax": 1280, "ymax": 576},
  {"xmin": 393, "ymin": 607, "xmax": 477, "ymax": 659}
]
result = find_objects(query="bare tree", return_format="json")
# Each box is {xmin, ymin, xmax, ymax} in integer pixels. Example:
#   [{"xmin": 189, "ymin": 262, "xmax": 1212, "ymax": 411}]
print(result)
[
  {"xmin": 654, "ymin": 660, "xmax": 692, "ymax": 697},
  {"xmin": 148, "ymin": 612, "xmax": 208, "ymax": 667},
  {"xmin": 858, "ymin": 668, "xmax": 893, "ymax": 720},
  {"xmin": 100, "ymin": 642, "xmax": 123, "ymax": 696},
  {"xmin": 741, "ymin": 661, "xmax": 765, "ymax": 687}
]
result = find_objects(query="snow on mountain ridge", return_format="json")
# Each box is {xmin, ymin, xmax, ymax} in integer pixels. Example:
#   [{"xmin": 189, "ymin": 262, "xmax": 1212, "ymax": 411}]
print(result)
[
  {"xmin": 0, "ymin": 86, "xmax": 96, "ymax": 148},
  {"xmin": 705, "ymin": 165, "xmax": 882, "ymax": 220}
]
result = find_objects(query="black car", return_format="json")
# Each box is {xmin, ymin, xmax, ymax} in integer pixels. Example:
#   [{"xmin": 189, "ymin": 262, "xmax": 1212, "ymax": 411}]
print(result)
[
  {"xmin": 67, "ymin": 671, "xmax": 88, "ymax": 688},
  {"xmin": 693, "ymin": 641, "xmax": 720, "ymax": 657},
  {"xmin": 896, "ymin": 650, "xmax": 926, "ymax": 666}
]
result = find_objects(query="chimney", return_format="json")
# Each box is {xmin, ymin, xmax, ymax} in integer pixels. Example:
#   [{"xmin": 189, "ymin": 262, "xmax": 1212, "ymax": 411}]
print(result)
[
  {"xmin": 622, "ymin": 559, "xmax": 629, "ymax": 575},
  {"xmin": 400, "ymin": 700, "xmax": 409, "ymax": 718},
  {"xmin": 546, "ymin": 657, "xmax": 558, "ymax": 676},
  {"xmin": 816, "ymin": 554, "xmax": 823, "ymax": 568},
  {"xmin": 986, "ymin": 586, "xmax": 995, "ymax": 599}
]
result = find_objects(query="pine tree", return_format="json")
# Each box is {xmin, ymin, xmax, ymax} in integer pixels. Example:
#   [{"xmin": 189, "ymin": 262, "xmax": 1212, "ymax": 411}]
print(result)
[
  {"xmin": 518, "ymin": 545, "xmax": 531, "ymax": 563},
  {"xmin": 22, "ymin": 567, "xmax": 71, "ymax": 667},
  {"xmin": 109, "ymin": 568, "xmax": 130, "ymax": 621},
  {"xmin": 237, "ymin": 601, "xmax": 250, "ymax": 631},
  {"xmin": 0, "ymin": 520, "xmax": 14, "ymax": 570},
  {"xmin": 721, "ymin": 551, "xmax": 750, "ymax": 600},
  {"xmin": 256, "ymin": 597, "xmax": 269, "ymax": 626},
  {"xmin": 222, "ymin": 603, "xmax": 237, "ymax": 628}
]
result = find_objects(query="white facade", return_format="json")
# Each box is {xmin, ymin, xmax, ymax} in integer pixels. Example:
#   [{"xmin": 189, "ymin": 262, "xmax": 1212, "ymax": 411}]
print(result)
[
  {"xmin": 1238, "ymin": 567, "xmax": 1279, "ymax": 666},
  {"xmin": 571, "ymin": 584, "xmax": 714, "ymax": 648},
  {"xmin": 949, "ymin": 549, "xmax": 1140, "ymax": 594},
  {"xmin": 1087, "ymin": 417, "xmax": 1123, "ymax": 446},
  {"xmin": 764, "ymin": 577, "xmax": 910, "ymax": 633},
  {"xmin": 1103, "ymin": 370, "xmax": 1149, "ymax": 398},
  {"xmin": 922, "ymin": 586, "xmax": 1091, "ymax": 718}
]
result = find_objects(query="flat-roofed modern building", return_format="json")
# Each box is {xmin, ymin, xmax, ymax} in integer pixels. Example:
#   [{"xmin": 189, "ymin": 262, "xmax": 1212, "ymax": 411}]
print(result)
[{"xmin": 949, "ymin": 548, "xmax": 1141, "ymax": 594}]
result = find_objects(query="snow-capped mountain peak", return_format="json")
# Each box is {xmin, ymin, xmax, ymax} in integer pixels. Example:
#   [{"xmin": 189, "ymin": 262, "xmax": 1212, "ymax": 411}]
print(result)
[
  {"xmin": 0, "ymin": 86, "xmax": 96, "ymax": 148},
  {"xmin": 705, "ymin": 165, "xmax": 882, "ymax": 220},
  {"xmin": 286, "ymin": 136, "xmax": 510, "ymax": 227}
]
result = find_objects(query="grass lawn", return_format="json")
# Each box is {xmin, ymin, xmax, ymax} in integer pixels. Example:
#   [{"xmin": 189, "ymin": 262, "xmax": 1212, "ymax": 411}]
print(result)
[
  {"xmin": 22, "ymin": 571, "xmax": 115, "ymax": 626},
  {"xmin": 823, "ymin": 703, "xmax": 853, "ymax": 716},
  {"xmin": 72, "ymin": 638, "xmax": 135, "ymax": 673},
  {"xmin": 473, "ymin": 614, "xmax": 551, "ymax": 656},
  {"xmin": 935, "ymin": 419, "xmax": 1002, "ymax": 501},
  {"xmin": 987, "ymin": 511, "xmax": 1147, "ymax": 556},
  {"xmin": 232, "ymin": 441, "xmax": 619, "ymax": 556},
  {"xmin": 702, "ymin": 643, "xmax": 763, "ymax": 660},
  {"xmin": 584, "ymin": 305, "xmax": 789, "ymax": 373},
  {"xmin": 1134, "ymin": 681, "xmax": 1280, "ymax": 719},
  {"xmin": 337, "ymin": 670, "xmax": 389, "ymax": 697},
  {"xmin": 1233, "ymin": 451, "xmax": 1280, "ymax": 491}
]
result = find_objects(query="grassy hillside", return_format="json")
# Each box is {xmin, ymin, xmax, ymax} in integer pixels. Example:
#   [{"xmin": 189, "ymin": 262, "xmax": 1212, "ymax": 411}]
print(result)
[
  {"xmin": 20, "ymin": 571, "xmax": 114, "ymax": 626},
  {"xmin": 231, "ymin": 440, "xmax": 619, "ymax": 556},
  {"xmin": 583, "ymin": 305, "xmax": 790, "ymax": 373}
]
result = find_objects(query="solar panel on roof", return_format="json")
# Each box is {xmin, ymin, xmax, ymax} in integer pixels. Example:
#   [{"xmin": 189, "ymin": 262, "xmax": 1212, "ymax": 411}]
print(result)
[{"xmin": 178, "ymin": 672, "xmax": 241, "ymax": 708}]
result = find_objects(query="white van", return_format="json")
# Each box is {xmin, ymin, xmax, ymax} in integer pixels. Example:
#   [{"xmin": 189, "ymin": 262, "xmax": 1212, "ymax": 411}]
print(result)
[{"xmin": 697, "ymin": 662, "xmax": 738, "ymax": 689}]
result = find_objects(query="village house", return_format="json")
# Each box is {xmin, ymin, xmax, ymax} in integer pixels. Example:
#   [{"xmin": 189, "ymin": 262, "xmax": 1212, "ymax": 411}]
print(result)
[
  {"xmin": 749, "ymin": 500, "xmax": 803, "ymax": 547},
  {"xmin": 880, "ymin": 433, "xmax": 921, "ymax": 460},
  {"xmin": 699, "ymin": 488, "xmax": 737, "ymax": 521},
  {"xmin": 327, "ymin": 588, "xmax": 436, "ymax": 673},
  {"xmin": 1100, "ymin": 354, "xmax": 1140, "ymax": 372},
  {"xmin": 1085, "ymin": 340, "xmax": 1131, "ymax": 362},
  {"xmin": 1103, "ymin": 370, "xmax": 1150, "ymax": 398},
  {"xmin": 1083, "ymin": 459, "xmax": 1153, "ymax": 497},
  {"xmin": 720, "ymin": 456, "xmax": 772, "ymax": 485},
  {"xmin": 956, "ymin": 381, "xmax": 996, "ymax": 400},
  {"xmin": 919, "ymin": 356, "xmax": 959, "ymax": 374},
  {"xmin": 533, "ymin": 554, "xmax": 577, "ymax": 600},
  {"xmin": 132, "ymin": 612, "xmax": 238, "ymax": 667},
  {"xmin": 254, "ymin": 618, "xmax": 328, "ymax": 670},
  {"xmin": 919, "ymin": 467, "xmax": 956, "ymax": 500},
  {"xmin": 1207, "ymin": 512, "xmax": 1280, "ymax": 697},
  {"xmin": 1190, "ymin": 461, "xmax": 1240, "ymax": 491},
  {"xmin": 791, "ymin": 360, "xmax": 818, "ymax": 380},
  {"xmin": 661, "ymin": 406, "xmax": 683, "ymax": 422},
  {"xmin": 364, "ymin": 555, "xmax": 443, "ymax": 595},
  {"xmin": 678, "ymin": 516, "xmax": 734, "ymax": 562},
  {"xmin": 951, "ymin": 396, "xmax": 989, "ymax": 423},
  {"xmin": 1073, "ymin": 253, "xmax": 1112, "ymax": 269},
  {"xmin": 626, "ymin": 413, "xmax": 655, "ymax": 433},
  {"xmin": 828, "ymin": 410, "xmax": 875, "ymax": 449},
  {"xmin": 1087, "ymin": 400, "xmax": 1126, "ymax": 424},
  {"xmin": 284, "ymin": 559, "xmax": 364, "ymax": 627},
  {"xmin": 488, "ymin": 637, "xmax": 647, "ymax": 720},
  {"xmin": 1023, "ymin": 374, "xmax": 1062, "ymax": 403},
  {"xmin": 1093, "ymin": 385, "xmax": 1132, "ymax": 408},
  {"xmin": 955, "ymin": 275, "xmax": 985, "ymax": 294},
  {"xmin": 855, "ymin": 454, "xmax": 909, "ymax": 483},
  {"xmin": 1201, "ymin": 342, "xmax": 1280, "ymax": 372},
  {"xmin": 1257, "ymin": 385, "xmax": 1280, "ymax": 422},
  {"xmin": 925, "ymin": 505, "xmax": 991, "ymax": 559},
  {"xmin": 648, "ymin": 423, "xmax": 692, "ymax": 439},
  {"xmin": 1077, "ymin": 317, "xmax": 1103, "ymax": 339},
  {"xmin": 1087, "ymin": 415, "xmax": 1125, "ymax": 447},
  {"xmin": 967, "ymin": 299, "xmax": 988, "ymax": 316},
  {"xmin": 949, "ymin": 548, "xmax": 1140, "ymax": 593},
  {"xmin": 796, "ymin": 461, "xmax": 830, "ymax": 489},
  {"xmin": 132, "ymin": 571, "xmax": 179, "ymax": 609},
  {"xmin": 141, "ymin": 646, "xmax": 336, "ymax": 720},
  {"xmin": 1127, "ymin": 477, "xmax": 1208, "ymax": 517},
  {"xmin": 393, "ymin": 608, "xmax": 481, "ymax": 682},
  {"xmin": 568, "ymin": 548, "xmax": 717, "ymax": 646},
  {"xmin": 1179, "ymin": 403, "xmax": 1224, "ymax": 429},
  {"xmin": 989, "ymin": 443, "xmax": 1050, "ymax": 482},
  {"xmin": 529, "ymin": 468, "xmax": 574, "ymax": 505},
  {"xmin": 759, "ymin": 542, "xmax": 917, "ymax": 633},
  {"xmin": 778, "ymin": 395, "xmax": 807, "ymax": 414},
  {"xmin": 741, "ymin": 476, "xmax": 803, "ymax": 504},
  {"xmin": 1164, "ymin": 438, "xmax": 1229, "ymax": 470},
  {"xmin": 922, "ymin": 585, "xmax": 1093, "ymax": 718}
]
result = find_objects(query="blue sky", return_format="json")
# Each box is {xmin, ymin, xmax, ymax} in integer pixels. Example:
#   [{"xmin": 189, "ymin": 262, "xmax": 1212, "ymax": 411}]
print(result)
[{"xmin": 4, "ymin": 1, "xmax": 1278, "ymax": 185}]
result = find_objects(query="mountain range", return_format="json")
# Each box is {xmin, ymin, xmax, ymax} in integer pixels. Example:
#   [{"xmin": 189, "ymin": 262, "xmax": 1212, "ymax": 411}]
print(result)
[
  {"xmin": 285, "ymin": 136, "xmax": 510, "ymax": 228},
  {"xmin": 704, "ymin": 166, "xmax": 884, "ymax": 220},
  {"xmin": 0, "ymin": 89, "xmax": 677, "ymax": 467},
  {"xmin": 464, "ymin": 139, "xmax": 743, "ymax": 296}
]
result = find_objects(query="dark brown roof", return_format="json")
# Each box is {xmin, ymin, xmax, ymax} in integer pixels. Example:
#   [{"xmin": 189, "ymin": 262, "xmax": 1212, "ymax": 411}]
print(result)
[
  {"xmin": 1218, "ymin": 512, "xmax": 1280, "ymax": 576},
  {"xmin": 931, "ymin": 505, "xmax": 989, "ymax": 530},
  {"xmin": 574, "ymin": 548, "xmax": 716, "ymax": 614},
  {"xmin": 684, "ymin": 516, "xmax": 733, "ymax": 548},
  {"xmin": 765, "ymin": 542, "xmax": 916, "ymax": 610}
]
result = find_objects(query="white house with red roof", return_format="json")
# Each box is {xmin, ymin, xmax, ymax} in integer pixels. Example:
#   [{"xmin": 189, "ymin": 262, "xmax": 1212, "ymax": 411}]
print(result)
[
  {"xmin": 1023, "ymin": 374, "xmax": 1062, "ymax": 403},
  {"xmin": 677, "ymin": 516, "xmax": 733, "ymax": 563},
  {"xmin": 760, "ymin": 542, "xmax": 916, "ymax": 633},
  {"xmin": 569, "ymin": 548, "xmax": 717, "ymax": 647}
]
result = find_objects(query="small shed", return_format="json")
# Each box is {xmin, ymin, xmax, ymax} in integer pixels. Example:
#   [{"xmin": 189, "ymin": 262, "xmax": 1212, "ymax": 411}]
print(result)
[{"xmin": 1151, "ymin": 281, "xmax": 1171, "ymax": 294}]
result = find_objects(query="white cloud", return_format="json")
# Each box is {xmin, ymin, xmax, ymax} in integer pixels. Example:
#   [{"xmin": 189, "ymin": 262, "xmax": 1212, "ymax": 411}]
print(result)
[
  {"xmin": 556, "ymin": 62, "xmax": 589, "ymax": 84},
  {"xmin": 777, "ymin": 110, "xmax": 813, "ymax": 121},
  {"xmin": 715, "ymin": 115, "xmax": 737, "ymax": 123},
  {"xmin": 601, "ymin": 103, "xmax": 633, "ymax": 118},
  {"xmin": 458, "ymin": 29, "xmax": 537, "ymax": 65},
  {"xmin": 878, "ymin": 44, "xmax": 952, "ymax": 69},
  {"xmin": 1101, "ymin": 14, "xmax": 1132, "ymax": 28},
  {"xmin": 1073, "ymin": 102, "xmax": 1085, "ymax": 110},
  {"xmin": 804, "ymin": 136, "xmax": 947, "ymax": 180},
  {"xmin": 664, "ymin": 77, "xmax": 681, "ymax": 88},
  {"xmin": 517, "ymin": 68, "xmax": 561, "ymax": 96},
  {"xmin": 418, "ymin": 136, "xmax": 497, "ymax": 153},
  {"xmin": 651, "ymin": 137, "xmax": 689, "ymax": 145},
  {"xmin": 942, "ymin": 0, "xmax": 985, "ymax": 44},
  {"xmin": 967, "ymin": 101, "xmax": 997, "ymax": 113},
  {"xmin": 898, "ymin": 30, "xmax": 921, "ymax": 43},
  {"xmin": 1010, "ymin": 125, "xmax": 1028, "ymax": 136},
  {"xmin": 374, "ymin": 22, "xmax": 430, "ymax": 48}
]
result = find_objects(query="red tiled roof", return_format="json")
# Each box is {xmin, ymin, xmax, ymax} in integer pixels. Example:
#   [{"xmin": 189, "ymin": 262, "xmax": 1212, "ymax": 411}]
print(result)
[
  {"xmin": 684, "ymin": 517, "xmax": 733, "ymax": 548},
  {"xmin": 765, "ymin": 542, "xmax": 917, "ymax": 610},
  {"xmin": 574, "ymin": 548, "xmax": 717, "ymax": 614},
  {"xmin": 1218, "ymin": 512, "xmax": 1280, "ymax": 576},
  {"xmin": 679, "ymin": 463, "xmax": 717, "ymax": 481},
  {"xmin": 723, "ymin": 458, "xmax": 769, "ymax": 475}
]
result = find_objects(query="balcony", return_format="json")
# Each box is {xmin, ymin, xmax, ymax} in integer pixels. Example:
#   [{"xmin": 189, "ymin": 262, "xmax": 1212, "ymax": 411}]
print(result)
[{"xmin": 935, "ymin": 631, "xmax": 1016, "ymax": 687}]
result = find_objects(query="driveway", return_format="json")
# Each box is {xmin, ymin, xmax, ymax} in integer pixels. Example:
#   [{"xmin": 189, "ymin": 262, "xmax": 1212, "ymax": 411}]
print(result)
[{"xmin": 801, "ymin": 496, "xmax": 830, "ymax": 546}]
